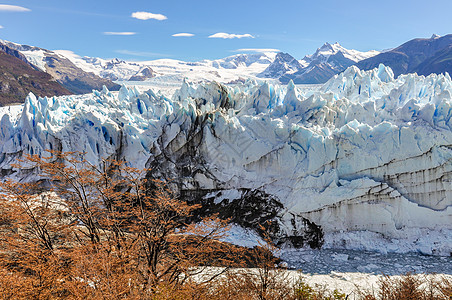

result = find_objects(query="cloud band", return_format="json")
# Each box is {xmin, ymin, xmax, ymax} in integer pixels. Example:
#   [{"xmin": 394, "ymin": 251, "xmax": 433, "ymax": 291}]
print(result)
[{"xmin": 104, "ymin": 32, "xmax": 136, "ymax": 36}]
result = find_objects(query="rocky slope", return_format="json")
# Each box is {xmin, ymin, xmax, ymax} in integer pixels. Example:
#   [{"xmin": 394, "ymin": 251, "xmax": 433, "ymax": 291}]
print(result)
[
  {"xmin": 42, "ymin": 52, "xmax": 120, "ymax": 94},
  {"xmin": 0, "ymin": 46, "xmax": 70, "ymax": 105},
  {"xmin": 0, "ymin": 40, "xmax": 120, "ymax": 94}
]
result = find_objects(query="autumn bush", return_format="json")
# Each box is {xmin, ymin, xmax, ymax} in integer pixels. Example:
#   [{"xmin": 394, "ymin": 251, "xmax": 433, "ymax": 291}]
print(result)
[{"xmin": 0, "ymin": 152, "xmax": 234, "ymax": 298}]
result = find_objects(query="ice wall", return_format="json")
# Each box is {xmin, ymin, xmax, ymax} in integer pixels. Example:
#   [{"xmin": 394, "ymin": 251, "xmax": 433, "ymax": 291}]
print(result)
[{"xmin": 0, "ymin": 65, "xmax": 451, "ymax": 255}]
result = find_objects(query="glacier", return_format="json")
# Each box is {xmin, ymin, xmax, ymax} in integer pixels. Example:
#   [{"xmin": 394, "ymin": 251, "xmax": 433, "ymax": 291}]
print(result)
[{"xmin": 0, "ymin": 64, "xmax": 451, "ymax": 255}]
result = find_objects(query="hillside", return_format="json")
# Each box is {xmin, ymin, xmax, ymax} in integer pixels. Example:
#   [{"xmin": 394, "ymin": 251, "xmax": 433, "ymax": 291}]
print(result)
[
  {"xmin": 356, "ymin": 34, "xmax": 452, "ymax": 77},
  {"xmin": 415, "ymin": 44, "xmax": 452, "ymax": 76},
  {"xmin": 0, "ymin": 50, "xmax": 70, "ymax": 105},
  {"xmin": 0, "ymin": 40, "xmax": 120, "ymax": 94}
]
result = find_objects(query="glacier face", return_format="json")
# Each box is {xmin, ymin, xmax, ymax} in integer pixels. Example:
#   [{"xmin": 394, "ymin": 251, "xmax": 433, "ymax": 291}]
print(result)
[{"xmin": 0, "ymin": 64, "xmax": 451, "ymax": 255}]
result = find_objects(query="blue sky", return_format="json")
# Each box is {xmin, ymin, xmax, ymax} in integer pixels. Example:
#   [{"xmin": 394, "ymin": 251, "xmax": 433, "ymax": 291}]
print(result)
[{"xmin": 0, "ymin": 0, "xmax": 451, "ymax": 61}]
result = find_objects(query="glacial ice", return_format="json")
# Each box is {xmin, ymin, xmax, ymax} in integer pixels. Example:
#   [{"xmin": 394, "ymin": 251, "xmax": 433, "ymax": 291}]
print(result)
[{"xmin": 0, "ymin": 64, "xmax": 451, "ymax": 255}]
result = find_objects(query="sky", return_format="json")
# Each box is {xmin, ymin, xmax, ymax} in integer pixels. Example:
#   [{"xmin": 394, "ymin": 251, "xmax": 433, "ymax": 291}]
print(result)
[{"xmin": 0, "ymin": 0, "xmax": 451, "ymax": 62}]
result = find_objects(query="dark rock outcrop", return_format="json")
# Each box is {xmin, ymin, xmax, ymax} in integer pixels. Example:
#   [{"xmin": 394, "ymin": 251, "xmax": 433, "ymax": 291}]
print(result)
[{"xmin": 129, "ymin": 67, "xmax": 156, "ymax": 81}]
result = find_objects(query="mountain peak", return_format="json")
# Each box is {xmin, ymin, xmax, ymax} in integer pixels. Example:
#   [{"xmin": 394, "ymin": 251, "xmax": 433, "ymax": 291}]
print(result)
[
  {"xmin": 431, "ymin": 34, "xmax": 441, "ymax": 39},
  {"xmin": 258, "ymin": 52, "xmax": 302, "ymax": 79},
  {"xmin": 320, "ymin": 42, "xmax": 341, "ymax": 50},
  {"xmin": 320, "ymin": 42, "xmax": 334, "ymax": 51}
]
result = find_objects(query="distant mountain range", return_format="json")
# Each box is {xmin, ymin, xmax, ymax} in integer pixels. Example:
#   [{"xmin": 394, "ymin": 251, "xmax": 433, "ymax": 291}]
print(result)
[
  {"xmin": 52, "ymin": 50, "xmax": 278, "ymax": 84},
  {"xmin": 1, "ymin": 34, "xmax": 452, "ymax": 105}
]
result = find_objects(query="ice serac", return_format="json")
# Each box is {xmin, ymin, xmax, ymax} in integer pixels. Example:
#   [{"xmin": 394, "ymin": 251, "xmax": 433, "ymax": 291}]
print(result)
[{"xmin": 0, "ymin": 65, "xmax": 451, "ymax": 255}]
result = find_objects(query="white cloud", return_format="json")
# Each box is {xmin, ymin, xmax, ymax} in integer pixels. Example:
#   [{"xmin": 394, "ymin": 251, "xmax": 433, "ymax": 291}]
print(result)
[
  {"xmin": 104, "ymin": 32, "xmax": 136, "ymax": 36},
  {"xmin": 131, "ymin": 11, "xmax": 167, "ymax": 21},
  {"xmin": 0, "ymin": 5, "xmax": 31, "ymax": 12},
  {"xmin": 234, "ymin": 48, "xmax": 280, "ymax": 53},
  {"xmin": 0, "ymin": 25, "xmax": 3, "ymax": 29},
  {"xmin": 209, "ymin": 32, "xmax": 254, "ymax": 39},
  {"xmin": 172, "ymin": 33, "xmax": 194, "ymax": 37}
]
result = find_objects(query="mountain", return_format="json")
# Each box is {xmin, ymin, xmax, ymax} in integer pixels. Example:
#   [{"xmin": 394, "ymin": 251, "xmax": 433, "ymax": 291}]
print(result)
[
  {"xmin": 53, "ymin": 50, "xmax": 278, "ymax": 83},
  {"xmin": 0, "ymin": 45, "xmax": 70, "ymax": 105},
  {"xmin": 6, "ymin": 34, "xmax": 452, "ymax": 92},
  {"xmin": 0, "ymin": 65, "xmax": 450, "ymax": 255},
  {"xmin": 259, "ymin": 42, "xmax": 379, "ymax": 84},
  {"xmin": 356, "ymin": 34, "xmax": 452, "ymax": 77},
  {"xmin": 7, "ymin": 39, "xmax": 381, "ymax": 86},
  {"xmin": 0, "ymin": 40, "xmax": 120, "ymax": 94}
]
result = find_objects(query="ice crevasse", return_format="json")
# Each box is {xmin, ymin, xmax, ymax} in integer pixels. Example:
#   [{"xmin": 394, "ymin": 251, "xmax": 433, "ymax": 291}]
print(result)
[{"xmin": 0, "ymin": 64, "xmax": 451, "ymax": 255}]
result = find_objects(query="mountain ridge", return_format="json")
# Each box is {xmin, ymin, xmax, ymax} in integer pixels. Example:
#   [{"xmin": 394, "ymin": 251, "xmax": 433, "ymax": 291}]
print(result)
[
  {"xmin": 2, "ymin": 34, "xmax": 452, "ymax": 92},
  {"xmin": 356, "ymin": 34, "xmax": 452, "ymax": 77}
]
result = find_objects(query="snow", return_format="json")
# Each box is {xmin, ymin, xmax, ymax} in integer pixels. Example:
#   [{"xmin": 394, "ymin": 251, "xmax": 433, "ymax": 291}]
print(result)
[
  {"xmin": 221, "ymin": 224, "xmax": 264, "ymax": 248},
  {"xmin": 0, "ymin": 65, "xmax": 451, "ymax": 255},
  {"xmin": 301, "ymin": 42, "xmax": 380, "ymax": 65},
  {"xmin": 19, "ymin": 49, "xmax": 47, "ymax": 71}
]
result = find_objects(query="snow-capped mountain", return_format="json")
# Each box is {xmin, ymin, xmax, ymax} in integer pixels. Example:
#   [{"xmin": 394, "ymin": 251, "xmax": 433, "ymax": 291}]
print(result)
[
  {"xmin": 53, "ymin": 50, "xmax": 278, "ymax": 83},
  {"xmin": 303, "ymin": 42, "xmax": 379, "ymax": 64},
  {"xmin": 52, "ymin": 51, "xmax": 144, "ymax": 81},
  {"xmin": 5, "ymin": 35, "xmax": 452, "ymax": 91},
  {"xmin": 259, "ymin": 42, "xmax": 380, "ymax": 84},
  {"xmin": 258, "ymin": 52, "xmax": 305, "ymax": 79},
  {"xmin": 1, "ymin": 38, "xmax": 382, "ymax": 87},
  {"xmin": 1, "ymin": 64, "xmax": 451, "ymax": 255},
  {"xmin": 56, "ymin": 43, "xmax": 376, "ymax": 85}
]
